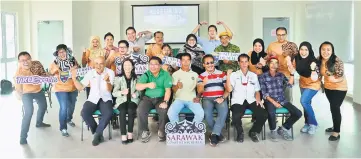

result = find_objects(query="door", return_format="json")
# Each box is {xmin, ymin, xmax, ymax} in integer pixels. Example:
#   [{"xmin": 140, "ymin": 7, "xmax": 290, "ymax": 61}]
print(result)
[
  {"xmin": 262, "ymin": 17, "xmax": 290, "ymax": 48},
  {"xmin": 37, "ymin": 21, "xmax": 64, "ymax": 70},
  {"xmin": 1, "ymin": 12, "xmax": 17, "ymax": 81}
]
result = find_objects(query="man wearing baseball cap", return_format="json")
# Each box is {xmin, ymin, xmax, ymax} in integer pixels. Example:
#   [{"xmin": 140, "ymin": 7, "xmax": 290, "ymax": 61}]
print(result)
[{"xmin": 214, "ymin": 32, "xmax": 240, "ymax": 72}]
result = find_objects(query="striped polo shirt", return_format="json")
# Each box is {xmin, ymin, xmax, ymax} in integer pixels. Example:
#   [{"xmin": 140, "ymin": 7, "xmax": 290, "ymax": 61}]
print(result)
[{"xmin": 198, "ymin": 69, "xmax": 226, "ymax": 97}]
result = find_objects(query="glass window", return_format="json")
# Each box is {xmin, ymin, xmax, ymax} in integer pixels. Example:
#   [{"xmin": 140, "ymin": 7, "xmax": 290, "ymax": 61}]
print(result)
[
  {"xmin": 5, "ymin": 14, "xmax": 16, "ymax": 59},
  {"xmin": 6, "ymin": 60, "xmax": 17, "ymax": 81}
]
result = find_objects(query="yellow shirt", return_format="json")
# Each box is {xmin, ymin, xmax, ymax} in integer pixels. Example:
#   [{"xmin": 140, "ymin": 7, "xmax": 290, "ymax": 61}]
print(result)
[{"xmin": 172, "ymin": 69, "xmax": 198, "ymax": 101}]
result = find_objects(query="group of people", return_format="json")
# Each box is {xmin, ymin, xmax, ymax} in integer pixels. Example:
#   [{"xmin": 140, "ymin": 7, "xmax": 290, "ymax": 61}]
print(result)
[{"xmin": 14, "ymin": 21, "xmax": 347, "ymax": 147}]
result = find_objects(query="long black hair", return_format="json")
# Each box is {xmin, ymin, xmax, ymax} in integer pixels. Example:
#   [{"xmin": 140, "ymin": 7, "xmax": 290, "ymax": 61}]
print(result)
[
  {"xmin": 295, "ymin": 41, "xmax": 317, "ymax": 77},
  {"xmin": 119, "ymin": 58, "xmax": 137, "ymax": 80},
  {"xmin": 319, "ymin": 41, "xmax": 337, "ymax": 73}
]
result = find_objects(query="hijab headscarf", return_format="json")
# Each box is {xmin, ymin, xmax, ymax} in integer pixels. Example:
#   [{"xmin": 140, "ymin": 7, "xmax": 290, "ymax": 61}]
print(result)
[
  {"xmin": 296, "ymin": 41, "xmax": 317, "ymax": 77},
  {"xmin": 88, "ymin": 36, "xmax": 105, "ymax": 60},
  {"xmin": 251, "ymin": 38, "xmax": 267, "ymax": 65},
  {"xmin": 53, "ymin": 44, "xmax": 78, "ymax": 71}
]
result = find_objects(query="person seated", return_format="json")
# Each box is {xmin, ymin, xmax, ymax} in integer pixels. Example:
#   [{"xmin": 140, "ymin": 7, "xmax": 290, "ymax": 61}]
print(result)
[
  {"xmin": 136, "ymin": 56, "xmax": 172, "ymax": 143},
  {"xmin": 258, "ymin": 56, "xmax": 302, "ymax": 141},
  {"xmin": 167, "ymin": 53, "xmax": 204, "ymax": 123},
  {"xmin": 72, "ymin": 56, "xmax": 115, "ymax": 146},
  {"xmin": 197, "ymin": 54, "xmax": 229, "ymax": 146},
  {"xmin": 226, "ymin": 54, "xmax": 268, "ymax": 143},
  {"xmin": 112, "ymin": 59, "xmax": 139, "ymax": 144},
  {"xmin": 146, "ymin": 31, "xmax": 164, "ymax": 58},
  {"xmin": 15, "ymin": 52, "xmax": 51, "ymax": 145},
  {"xmin": 214, "ymin": 32, "xmax": 240, "ymax": 72},
  {"xmin": 177, "ymin": 34, "xmax": 205, "ymax": 75}
]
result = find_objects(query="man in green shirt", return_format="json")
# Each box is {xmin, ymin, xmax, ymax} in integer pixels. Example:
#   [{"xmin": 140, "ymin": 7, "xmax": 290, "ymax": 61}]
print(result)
[
  {"xmin": 214, "ymin": 32, "xmax": 240, "ymax": 72},
  {"xmin": 136, "ymin": 56, "xmax": 172, "ymax": 143}
]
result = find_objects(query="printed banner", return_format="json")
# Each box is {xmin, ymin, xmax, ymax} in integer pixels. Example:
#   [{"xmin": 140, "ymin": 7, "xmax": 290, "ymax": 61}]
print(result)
[
  {"xmin": 217, "ymin": 52, "xmax": 242, "ymax": 61},
  {"xmin": 15, "ymin": 76, "xmax": 58, "ymax": 84},
  {"xmin": 165, "ymin": 120, "xmax": 206, "ymax": 146},
  {"xmin": 162, "ymin": 56, "xmax": 181, "ymax": 67},
  {"xmin": 130, "ymin": 54, "xmax": 150, "ymax": 75}
]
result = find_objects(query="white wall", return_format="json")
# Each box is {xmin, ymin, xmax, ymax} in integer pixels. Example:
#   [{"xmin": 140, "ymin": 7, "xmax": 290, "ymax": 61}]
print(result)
[{"xmin": 353, "ymin": 1, "xmax": 361, "ymax": 105}]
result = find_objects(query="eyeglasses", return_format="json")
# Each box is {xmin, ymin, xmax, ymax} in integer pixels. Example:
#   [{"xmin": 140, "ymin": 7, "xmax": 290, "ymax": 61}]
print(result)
[
  {"xmin": 204, "ymin": 61, "xmax": 214, "ymax": 65},
  {"xmin": 276, "ymin": 34, "xmax": 287, "ymax": 37}
]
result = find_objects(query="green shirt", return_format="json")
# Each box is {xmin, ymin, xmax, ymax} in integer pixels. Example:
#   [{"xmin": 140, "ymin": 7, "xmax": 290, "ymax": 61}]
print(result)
[
  {"xmin": 214, "ymin": 43, "xmax": 240, "ymax": 72},
  {"xmin": 138, "ymin": 69, "xmax": 173, "ymax": 98}
]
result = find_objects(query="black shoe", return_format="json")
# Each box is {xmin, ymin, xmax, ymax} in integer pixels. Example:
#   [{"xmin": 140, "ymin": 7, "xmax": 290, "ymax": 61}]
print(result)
[
  {"xmin": 328, "ymin": 135, "xmax": 340, "ymax": 141},
  {"xmin": 158, "ymin": 131, "xmax": 166, "ymax": 142},
  {"xmin": 67, "ymin": 121, "xmax": 76, "ymax": 127},
  {"xmin": 92, "ymin": 133, "xmax": 102, "ymax": 146},
  {"xmin": 99, "ymin": 135, "xmax": 104, "ymax": 143},
  {"xmin": 127, "ymin": 138, "xmax": 134, "ymax": 143},
  {"xmin": 251, "ymin": 117, "xmax": 256, "ymax": 123},
  {"xmin": 121, "ymin": 140, "xmax": 128, "ymax": 145},
  {"xmin": 217, "ymin": 134, "xmax": 226, "ymax": 143},
  {"xmin": 209, "ymin": 134, "xmax": 219, "ymax": 147},
  {"xmin": 20, "ymin": 138, "xmax": 28, "ymax": 145},
  {"xmin": 325, "ymin": 127, "xmax": 334, "ymax": 133},
  {"xmin": 36, "ymin": 123, "xmax": 51, "ymax": 128},
  {"xmin": 249, "ymin": 132, "xmax": 260, "ymax": 143},
  {"xmin": 236, "ymin": 133, "xmax": 244, "ymax": 143}
]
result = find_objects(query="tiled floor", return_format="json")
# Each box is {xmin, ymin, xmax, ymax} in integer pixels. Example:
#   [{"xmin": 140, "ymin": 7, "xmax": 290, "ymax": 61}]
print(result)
[{"xmin": 0, "ymin": 86, "xmax": 360, "ymax": 158}]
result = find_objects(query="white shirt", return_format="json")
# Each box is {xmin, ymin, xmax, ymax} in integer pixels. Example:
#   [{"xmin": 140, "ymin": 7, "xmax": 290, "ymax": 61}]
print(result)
[
  {"xmin": 230, "ymin": 70, "xmax": 260, "ymax": 105},
  {"xmin": 81, "ymin": 68, "xmax": 115, "ymax": 104}
]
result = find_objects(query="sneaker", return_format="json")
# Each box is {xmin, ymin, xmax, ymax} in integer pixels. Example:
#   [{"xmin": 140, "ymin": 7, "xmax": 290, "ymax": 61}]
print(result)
[
  {"xmin": 67, "ymin": 121, "xmax": 76, "ymax": 127},
  {"xmin": 308, "ymin": 125, "xmax": 317, "ymax": 135},
  {"xmin": 20, "ymin": 138, "xmax": 28, "ymax": 145},
  {"xmin": 236, "ymin": 132, "xmax": 244, "ymax": 143},
  {"xmin": 217, "ymin": 134, "xmax": 226, "ymax": 143},
  {"xmin": 141, "ymin": 131, "xmax": 151, "ymax": 143},
  {"xmin": 36, "ymin": 123, "xmax": 51, "ymax": 128},
  {"xmin": 61, "ymin": 129, "xmax": 69, "ymax": 137},
  {"xmin": 209, "ymin": 134, "xmax": 219, "ymax": 147},
  {"xmin": 300, "ymin": 124, "xmax": 310, "ymax": 133},
  {"xmin": 158, "ymin": 131, "xmax": 166, "ymax": 142},
  {"xmin": 249, "ymin": 132, "xmax": 260, "ymax": 142},
  {"xmin": 269, "ymin": 130, "xmax": 278, "ymax": 142},
  {"xmin": 277, "ymin": 126, "xmax": 293, "ymax": 141}
]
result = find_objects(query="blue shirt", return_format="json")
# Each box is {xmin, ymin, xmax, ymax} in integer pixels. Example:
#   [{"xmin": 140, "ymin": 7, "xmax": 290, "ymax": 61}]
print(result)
[
  {"xmin": 258, "ymin": 71, "xmax": 293, "ymax": 105},
  {"xmin": 196, "ymin": 36, "xmax": 221, "ymax": 54}
]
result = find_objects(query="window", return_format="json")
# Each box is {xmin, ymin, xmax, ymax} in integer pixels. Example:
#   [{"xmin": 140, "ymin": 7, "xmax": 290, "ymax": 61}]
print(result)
[{"xmin": 1, "ymin": 12, "xmax": 17, "ymax": 81}]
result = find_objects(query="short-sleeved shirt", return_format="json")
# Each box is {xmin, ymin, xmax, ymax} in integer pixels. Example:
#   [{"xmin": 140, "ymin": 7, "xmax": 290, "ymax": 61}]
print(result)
[
  {"xmin": 197, "ymin": 69, "xmax": 226, "ymax": 98},
  {"xmin": 128, "ymin": 35, "xmax": 153, "ymax": 55},
  {"xmin": 81, "ymin": 68, "xmax": 115, "ymax": 104},
  {"xmin": 138, "ymin": 69, "xmax": 173, "ymax": 98},
  {"xmin": 172, "ymin": 69, "xmax": 198, "ymax": 101},
  {"xmin": 196, "ymin": 36, "xmax": 221, "ymax": 54},
  {"xmin": 230, "ymin": 71, "xmax": 260, "ymax": 105}
]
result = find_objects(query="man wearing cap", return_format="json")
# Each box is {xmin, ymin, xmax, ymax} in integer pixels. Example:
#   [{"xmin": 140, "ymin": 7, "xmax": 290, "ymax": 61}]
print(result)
[
  {"xmin": 191, "ymin": 21, "xmax": 233, "ymax": 54},
  {"xmin": 258, "ymin": 56, "xmax": 302, "ymax": 141},
  {"xmin": 214, "ymin": 32, "xmax": 240, "ymax": 72},
  {"xmin": 49, "ymin": 44, "xmax": 79, "ymax": 137}
]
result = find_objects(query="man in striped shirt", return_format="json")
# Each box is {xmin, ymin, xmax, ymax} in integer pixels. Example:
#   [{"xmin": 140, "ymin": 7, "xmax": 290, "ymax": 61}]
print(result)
[{"xmin": 197, "ymin": 54, "xmax": 229, "ymax": 147}]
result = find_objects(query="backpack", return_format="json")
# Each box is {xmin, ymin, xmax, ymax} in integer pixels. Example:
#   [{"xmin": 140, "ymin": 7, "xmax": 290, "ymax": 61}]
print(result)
[{"xmin": 1, "ymin": 79, "xmax": 13, "ymax": 95}]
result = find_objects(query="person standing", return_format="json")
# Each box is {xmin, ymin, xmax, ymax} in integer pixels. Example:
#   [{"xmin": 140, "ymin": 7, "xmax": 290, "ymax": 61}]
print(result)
[
  {"xmin": 214, "ymin": 32, "xmax": 240, "ymax": 72},
  {"xmin": 126, "ymin": 27, "xmax": 153, "ymax": 55}
]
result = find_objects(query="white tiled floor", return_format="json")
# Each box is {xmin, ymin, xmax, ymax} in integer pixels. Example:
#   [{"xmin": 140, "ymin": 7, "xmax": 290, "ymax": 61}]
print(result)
[{"xmin": 0, "ymin": 86, "xmax": 360, "ymax": 158}]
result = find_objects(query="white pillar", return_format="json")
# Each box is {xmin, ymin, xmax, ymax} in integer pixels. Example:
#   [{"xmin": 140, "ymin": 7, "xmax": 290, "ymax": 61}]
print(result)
[{"xmin": 353, "ymin": 1, "xmax": 361, "ymax": 105}]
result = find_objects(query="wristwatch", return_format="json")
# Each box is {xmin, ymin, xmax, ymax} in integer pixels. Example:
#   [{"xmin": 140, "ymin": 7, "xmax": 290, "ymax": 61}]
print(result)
[
  {"xmin": 163, "ymin": 100, "xmax": 168, "ymax": 103},
  {"xmin": 290, "ymin": 73, "xmax": 294, "ymax": 76}
]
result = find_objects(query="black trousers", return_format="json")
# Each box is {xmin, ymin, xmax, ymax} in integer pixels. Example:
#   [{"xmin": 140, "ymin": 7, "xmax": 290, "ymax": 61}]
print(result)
[
  {"xmin": 86, "ymin": 87, "xmax": 91, "ymax": 99},
  {"xmin": 118, "ymin": 101, "xmax": 137, "ymax": 135},
  {"xmin": 325, "ymin": 89, "xmax": 347, "ymax": 133},
  {"xmin": 137, "ymin": 96, "xmax": 168, "ymax": 134},
  {"xmin": 231, "ymin": 100, "xmax": 268, "ymax": 134},
  {"xmin": 81, "ymin": 99, "xmax": 113, "ymax": 134},
  {"xmin": 265, "ymin": 101, "xmax": 302, "ymax": 130}
]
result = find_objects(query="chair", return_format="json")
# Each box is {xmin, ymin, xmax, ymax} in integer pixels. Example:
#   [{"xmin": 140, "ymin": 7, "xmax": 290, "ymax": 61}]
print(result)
[{"xmin": 80, "ymin": 108, "xmax": 120, "ymax": 141}]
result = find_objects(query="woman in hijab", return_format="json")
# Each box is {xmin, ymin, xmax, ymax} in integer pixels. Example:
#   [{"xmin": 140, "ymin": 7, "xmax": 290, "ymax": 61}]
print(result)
[
  {"xmin": 49, "ymin": 44, "xmax": 80, "ymax": 137},
  {"xmin": 293, "ymin": 41, "xmax": 321, "ymax": 135},
  {"xmin": 248, "ymin": 38, "xmax": 268, "ymax": 75},
  {"xmin": 81, "ymin": 36, "xmax": 106, "ymax": 68},
  {"xmin": 177, "ymin": 34, "xmax": 205, "ymax": 75},
  {"xmin": 319, "ymin": 41, "xmax": 347, "ymax": 141}
]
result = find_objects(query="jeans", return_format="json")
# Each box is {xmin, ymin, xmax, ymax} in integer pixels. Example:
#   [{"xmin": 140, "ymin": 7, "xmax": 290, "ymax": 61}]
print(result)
[
  {"xmin": 265, "ymin": 101, "xmax": 302, "ymax": 130},
  {"xmin": 300, "ymin": 88, "xmax": 318, "ymax": 126},
  {"xmin": 137, "ymin": 96, "xmax": 168, "ymax": 134},
  {"xmin": 231, "ymin": 100, "xmax": 268, "ymax": 134},
  {"xmin": 21, "ymin": 91, "xmax": 48, "ymax": 139},
  {"xmin": 55, "ymin": 91, "xmax": 78, "ymax": 130},
  {"xmin": 202, "ymin": 97, "xmax": 228, "ymax": 135},
  {"xmin": 325, "ymin": 89, "xmax": 347, "ymax": 133},
  {"xmin": 118, "ymin": 102, "xmax": 137, "ymax": 135},
  {"xmin": 168, "ymin": 99, "xmax": 204, "ymax": 123},
  {"xmin": 81, "ymin": 99, "xmax": 113, "ymax": 134}
]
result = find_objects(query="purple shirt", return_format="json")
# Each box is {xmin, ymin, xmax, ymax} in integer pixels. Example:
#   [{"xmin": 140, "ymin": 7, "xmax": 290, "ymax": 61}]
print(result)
[{"xmin": 259, "ymin": 71, "xmax": 292, "ymax": 105}]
